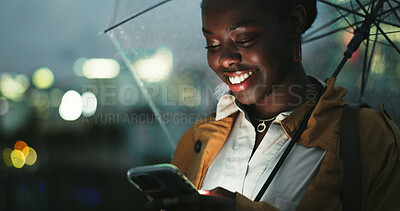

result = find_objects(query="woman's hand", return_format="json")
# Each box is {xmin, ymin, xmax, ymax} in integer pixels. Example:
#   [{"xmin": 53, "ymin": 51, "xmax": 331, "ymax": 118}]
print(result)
[{"xmin": 145, "ymin": 187, "xmax": 236, "ymax": 211}]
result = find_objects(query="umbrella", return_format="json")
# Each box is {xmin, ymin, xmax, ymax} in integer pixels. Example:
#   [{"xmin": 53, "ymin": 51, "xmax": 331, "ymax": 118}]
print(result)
[
  {"xmin": 102, "ymin": 0, "xmax": 400, "ymax": 153},
  {"xmin": 103, "ymin": 0, "xmax": 221, "ymax": 152},
  {"xmin": 302, "ymin": 0, "xmax": 400, "ymax": 122}
]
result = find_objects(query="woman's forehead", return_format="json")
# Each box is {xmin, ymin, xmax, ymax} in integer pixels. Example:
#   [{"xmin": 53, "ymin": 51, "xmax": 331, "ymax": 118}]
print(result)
[
  {"xmin": 202, "ymin": 0, "xmax": 265, "ymax": 9},
  {"xmin": 201, "ymin": 0, "xmax": 271, "ymax": 29}
]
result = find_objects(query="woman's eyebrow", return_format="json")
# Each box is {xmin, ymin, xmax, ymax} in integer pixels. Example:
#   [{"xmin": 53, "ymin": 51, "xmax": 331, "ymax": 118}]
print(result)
[
  {"xmin": 202, "ymin": 27, "xmax": 213, "ymax": 35},
  {"xmin": 202, "ymin": 19, "xmax": 258, "ymax": 35},
  {"xmin": 228, "ymin": 19, "xmax": 256, "ymax": 31}
]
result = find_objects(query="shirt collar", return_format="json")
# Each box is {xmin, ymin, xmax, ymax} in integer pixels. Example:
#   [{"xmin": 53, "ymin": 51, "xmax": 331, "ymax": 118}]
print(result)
[{"xmin": 215, "ymin": 93, "xmax": 292, "ymax": 123}]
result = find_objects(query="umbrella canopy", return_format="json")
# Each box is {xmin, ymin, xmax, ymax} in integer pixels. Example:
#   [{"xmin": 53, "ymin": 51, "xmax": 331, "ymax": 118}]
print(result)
[
  {"xmin": 302, "ymin": 0, "xmax": 400, "ymax": 123},
  {"xmin": 104, "ymin": 0, "xmax": 400, "ymax": 151},
  {"xmin": 105, "ymin": 0, "xmax": 223, "ymax": 151}
]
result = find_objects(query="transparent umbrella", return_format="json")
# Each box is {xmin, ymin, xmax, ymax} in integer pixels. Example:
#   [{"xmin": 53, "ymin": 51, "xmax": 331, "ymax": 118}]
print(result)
[
  {"xmin": 103, "ymin": 0, "xmax": 400, "ymax": 153},
  {"xmin": 103, "ymin": 0, "xmax": 223, "ymax": 152}
]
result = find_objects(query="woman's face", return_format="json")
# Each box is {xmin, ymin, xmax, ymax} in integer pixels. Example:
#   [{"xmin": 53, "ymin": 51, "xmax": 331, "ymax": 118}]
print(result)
[{"xmin": 202, "ymin": 0, "xmax": 294, "ymax": 105}]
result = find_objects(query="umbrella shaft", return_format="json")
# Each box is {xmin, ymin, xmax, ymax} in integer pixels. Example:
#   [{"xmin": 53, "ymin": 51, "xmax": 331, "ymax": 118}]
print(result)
[{"xmin": 344, "ymin": 0, "xmax": 385, "ymax": 58}]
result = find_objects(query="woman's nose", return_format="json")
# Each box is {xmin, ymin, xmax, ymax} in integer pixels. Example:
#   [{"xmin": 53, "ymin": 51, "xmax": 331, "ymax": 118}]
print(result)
[{"xmin": 219, "ymin": 46, "xmax": 241, "ymax": 68}]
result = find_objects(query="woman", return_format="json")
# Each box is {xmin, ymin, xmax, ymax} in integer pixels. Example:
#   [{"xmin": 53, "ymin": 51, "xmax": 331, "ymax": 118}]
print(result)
[{"xmin": 147, "ymin": 0, "xmax": 400, "ymax": 210}]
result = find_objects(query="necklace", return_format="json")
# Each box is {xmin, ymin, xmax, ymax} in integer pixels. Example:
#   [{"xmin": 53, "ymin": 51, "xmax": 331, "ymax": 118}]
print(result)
[{"xmin": 250, "ymin": 115, "xmax": 277, "ymax": 133}]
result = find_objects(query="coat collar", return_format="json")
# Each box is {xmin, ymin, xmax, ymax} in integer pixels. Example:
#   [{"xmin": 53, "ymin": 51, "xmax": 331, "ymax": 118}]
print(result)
[{"xmin": 280, "ymin": 77, "xmax": 348, "ymax": 152}]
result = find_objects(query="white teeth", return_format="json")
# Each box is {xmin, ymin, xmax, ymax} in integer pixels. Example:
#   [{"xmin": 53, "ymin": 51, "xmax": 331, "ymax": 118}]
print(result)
[{"xmin": 228, "ymin": 71, "xmax": 254, "ymax": 84}]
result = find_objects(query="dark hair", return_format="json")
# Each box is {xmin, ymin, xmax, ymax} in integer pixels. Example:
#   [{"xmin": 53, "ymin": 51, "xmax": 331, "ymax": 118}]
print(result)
[
  {"xmin": 201, "ymin": 0, "xmax": 318, "ymax": 33},
  {"xmin": 270, "ymin": 0, "xmax": 318, "ymax": 33}
]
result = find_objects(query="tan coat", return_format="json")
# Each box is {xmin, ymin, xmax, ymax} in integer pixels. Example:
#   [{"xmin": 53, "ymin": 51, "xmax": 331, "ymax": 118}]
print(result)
[{"xmin": 171, "ymin": 78, "xmax": 400, "ymax": 210}]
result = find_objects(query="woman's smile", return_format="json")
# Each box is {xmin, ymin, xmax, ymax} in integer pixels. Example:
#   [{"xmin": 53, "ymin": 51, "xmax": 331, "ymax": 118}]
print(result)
[{"xmin": 223, "ymin": 69, "xmax": 257, "ymax": 92}]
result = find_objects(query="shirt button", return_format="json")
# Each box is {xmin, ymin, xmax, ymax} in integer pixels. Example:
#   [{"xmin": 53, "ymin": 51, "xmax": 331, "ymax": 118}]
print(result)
[{"xmin": 194, "ymin": 140, "xmax": 202, "ymax": 153}]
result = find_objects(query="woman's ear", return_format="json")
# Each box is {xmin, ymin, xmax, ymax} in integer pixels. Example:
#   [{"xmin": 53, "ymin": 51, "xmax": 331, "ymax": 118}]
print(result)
[{"xmin": 290, "ymin": 5, "xmax": 307, "ymax": 34}]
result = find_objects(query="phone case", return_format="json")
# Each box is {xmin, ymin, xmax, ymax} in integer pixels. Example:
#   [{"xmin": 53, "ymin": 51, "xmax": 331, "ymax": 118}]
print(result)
[{"xmin": 127, "ymin": 163, "xmax": 198, "ymax": 201}]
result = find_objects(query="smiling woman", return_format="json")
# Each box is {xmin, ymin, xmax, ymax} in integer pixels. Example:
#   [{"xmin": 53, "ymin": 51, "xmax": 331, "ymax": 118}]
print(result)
[{"xmin": 144, "ymin": 0, "xmax": 400, "ymax": 210}]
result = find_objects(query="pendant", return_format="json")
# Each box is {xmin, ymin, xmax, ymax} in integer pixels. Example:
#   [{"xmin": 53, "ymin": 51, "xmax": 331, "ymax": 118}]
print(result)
[{"xmin": 257, "ymin": 121, "xmax": 266, "ymax": 133}]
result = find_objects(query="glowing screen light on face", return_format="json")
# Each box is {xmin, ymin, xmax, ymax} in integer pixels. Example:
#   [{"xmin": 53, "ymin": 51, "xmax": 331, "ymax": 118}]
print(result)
[
  {"xmin": 131, "ymin": 46, "xmax": 174, "ymax": 83},
  {"xmin": 32, "ymin": 67, "xmax": 55, "ymax": 89},
  {"xmin": 59, "ymin": 90, "xmax": 83, "ymax": 121},
  {"xmin": 81, "ymin": 92, "xmax": 97, "ymax": 117},
  {"xmin": 82, "ymin": 58, "xmax": 120, "ymax": 79}
]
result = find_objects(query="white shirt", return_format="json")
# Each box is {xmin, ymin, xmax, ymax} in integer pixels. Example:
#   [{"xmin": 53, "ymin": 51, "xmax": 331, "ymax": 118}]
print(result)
[{"xmin": 201, "ymin": 94, "xmax": 326, "ymax": 211}]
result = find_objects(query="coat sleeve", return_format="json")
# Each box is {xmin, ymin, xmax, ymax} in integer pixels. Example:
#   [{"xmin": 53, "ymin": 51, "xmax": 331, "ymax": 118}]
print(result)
[
  {"xmin": 171, "ymin": 125, "xmax": 196, "ymax": 175},
  {"xmin": 359, "ymin": 107, "xmax": 400, "ymax": 210}
]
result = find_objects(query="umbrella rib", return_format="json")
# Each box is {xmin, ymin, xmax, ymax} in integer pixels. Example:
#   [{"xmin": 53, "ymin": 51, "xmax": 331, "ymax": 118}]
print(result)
[
  {"xmin": 374, "ymin": 21, "xmax": 400, "ymax": 54},
  {"xmin": 375, "ymin": 18, "xmax": 400, "ymax": 28},
  {"xmin": 377, "ymin": 4, "xmax": 400, "ymax": 17},
  {"xmin": 349, "ymin": 0, "xmax": 359, "ymax": 28},
  {"xmin": 364, "ymin": 28, "xmax": 379, "ymax": 99},
  {"xmin": 387, "ymin": 1, "xmax": 400, "ymax": 22},
  {"xmin": 303, "ymin": 12, "xmax": 352, "ymax": 40},
  {"xmin": 355, "ymin": 0, "xmax": 370, "ymax": 16},
  {"xmin": 360, "ymin": 33, "xmax": 370, "ymax": 102},
  {"xmin": 368, "ymin": 0, "xmax": 376, "ymax": 13},
  {"xmin": 303, "ymin": 21, "xmax": 362, "ymax": 44},
  {"xmin": 336, "ymin": 6, "xmax": 356, "ymax": 31},
  {"xmin": 318, "ymin": 0, "xmax": 366, "ymax": 18},
  {"xmin": 370, "ymin": 30, "xmax": 400, "ymax": 35},
  {"xmin": 102, "ymin": 0, "xmax": 172, "ymax": 34}
]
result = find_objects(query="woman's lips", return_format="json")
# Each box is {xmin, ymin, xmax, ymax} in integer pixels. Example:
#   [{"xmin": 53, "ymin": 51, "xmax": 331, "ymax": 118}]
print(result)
[{"xmin": 223, "ymin": 69, "xmax": 256, "ymax": 92}]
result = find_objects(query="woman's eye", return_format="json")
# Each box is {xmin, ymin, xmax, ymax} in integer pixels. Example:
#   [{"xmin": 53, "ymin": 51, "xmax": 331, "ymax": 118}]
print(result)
[
  {"xmin": 235, "ymin": 36, "xmax": 256, "ymax": 46},
  {"xmin": 205, "ymin": 44, "xmax": 220, "ymax": 50}
]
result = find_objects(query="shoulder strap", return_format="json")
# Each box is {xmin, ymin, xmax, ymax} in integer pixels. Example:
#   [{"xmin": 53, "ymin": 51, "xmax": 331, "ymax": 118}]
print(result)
[{"xmin": 340, "ymin": 104, "xmax": 364, "ymax": 211}]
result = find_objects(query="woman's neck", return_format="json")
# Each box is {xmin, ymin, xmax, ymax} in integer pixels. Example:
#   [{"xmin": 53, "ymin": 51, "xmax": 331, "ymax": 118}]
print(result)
[{"xmin": 245, "ymin": 62, "xmax": 312, "ymax": 119}]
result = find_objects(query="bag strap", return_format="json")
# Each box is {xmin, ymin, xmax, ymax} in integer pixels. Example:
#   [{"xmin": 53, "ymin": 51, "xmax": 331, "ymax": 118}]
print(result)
[{"xmin": 340, "ymin": 103, "xmax": 366, "ymax": 211}]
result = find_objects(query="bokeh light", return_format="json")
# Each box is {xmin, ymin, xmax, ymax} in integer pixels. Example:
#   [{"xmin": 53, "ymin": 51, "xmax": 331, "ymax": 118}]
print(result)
[
  {"xmin": 0, "ymin": 74, "xmax": 29, "ymax": 101},
  {"xmin": 82, "ymin": 58, "xmax": 120, "ymax": 79},
  {"xmin": 180, "ymin": 86, "xmax": 201, "ymax": 107},
  {"xmin": 74, "ymin": 57, "xmax": 88, "ymax": 77},
  {"xmin": 81, "ymin": 92, "xmax": 97, "ymax": 117},
  {"xmin": 11, "ymin": 149, "xmax": 25, "ymax": 169},
  {"xmin": 25, "ymin": 147, "xmax": 37, "ymax": 166},
  {"xmin": 49, "ymin": 88, "xmax": 64, "ymax": 107},
  {"xmin": 4, "ymin": 141, "xmax": 38, "ymax": 168},
  {"xmin": 371, "ymin": 45, "xmax": 385, "ymax": 74},
  {"xmin": 2, "ymin": 147, "xmax": 13, "ymax": 167},
  {"xmin": 14, "ymin": 140, "xmax": 28, "ymax": 152},
  {"xmin": 131, "ymin": 46, "xmax": 173, "ymax": 82},
  {"xmin": 0, "ymin": 97, "xmax": 9, "ymax": 116},
  {"xmin": 32, "ymin": 67, "xmax": 55, "ymax": 89},
  {"xmin": 26, "ymin": 89, "xmax": 51, "ymax": 119},
  {"xmin": 59, "ymin": 90, "xmax": 83, "ymax": 121}
]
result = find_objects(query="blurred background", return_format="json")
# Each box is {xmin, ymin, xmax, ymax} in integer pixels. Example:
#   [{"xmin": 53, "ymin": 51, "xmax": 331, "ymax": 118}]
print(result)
[{"xmin": 1, "ymin": 0, "xmax": 399, "ymax": 210}]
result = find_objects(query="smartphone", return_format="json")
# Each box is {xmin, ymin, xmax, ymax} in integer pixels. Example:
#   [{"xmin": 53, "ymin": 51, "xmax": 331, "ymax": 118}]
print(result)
[{"xmin": 127, "ymin": 163, "xmax": 198, "ymax": 201}]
